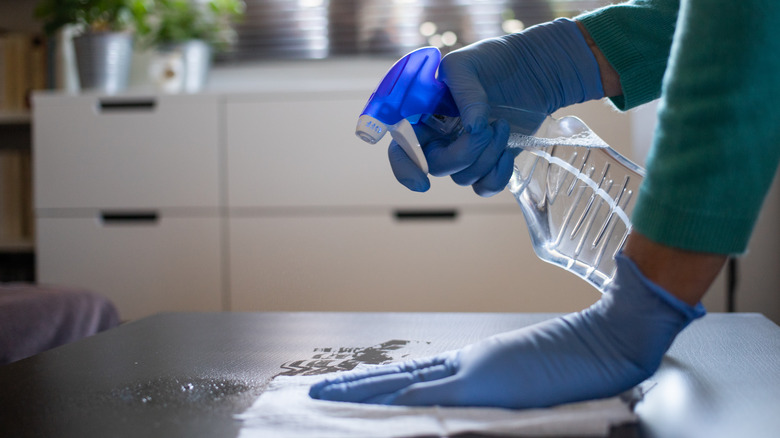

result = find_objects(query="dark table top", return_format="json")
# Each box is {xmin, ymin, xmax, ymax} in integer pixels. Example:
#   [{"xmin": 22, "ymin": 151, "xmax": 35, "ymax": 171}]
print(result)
[{"xmin": 1, "ymin": 312, "xmax": 778, "ymax": 438}]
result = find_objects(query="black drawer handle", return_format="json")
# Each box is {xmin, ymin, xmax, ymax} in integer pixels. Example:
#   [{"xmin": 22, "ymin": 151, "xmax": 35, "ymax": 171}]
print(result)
[
  {"xmin": 394, "ymin": 209, "xmax": 458, "ymax": 221},
  {"xmin": 98, "ymin": 99, "xmax": 156, "ymax": 112},
  {"xmin": 100, "ymin": 211, "xmax": 159, "ymax": 225}
]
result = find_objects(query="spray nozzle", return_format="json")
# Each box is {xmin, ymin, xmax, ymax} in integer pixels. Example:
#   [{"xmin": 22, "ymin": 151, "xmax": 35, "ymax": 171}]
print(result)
[{"xmin": 356, "ymin": 47, "xmax": 459, "ymax": 174}]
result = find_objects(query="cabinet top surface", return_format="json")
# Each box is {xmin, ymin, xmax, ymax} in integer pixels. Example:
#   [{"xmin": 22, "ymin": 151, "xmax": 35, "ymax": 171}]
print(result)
[
  {"xmin": 35, "ymin": 58, "xmax": 394, "ymax": 103},
  {"xmin": 0, "ymin": 111, "xmax": 31, "ymax": 124}
]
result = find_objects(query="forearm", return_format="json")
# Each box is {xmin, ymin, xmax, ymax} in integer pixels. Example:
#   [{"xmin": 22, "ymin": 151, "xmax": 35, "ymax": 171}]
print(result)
[
  {"xmin": 576, "ymin": 0, "xmax": 679, "ymax": 110},
  {"xmin": 575, "ymin": 22, "xmax": 725, "ymax": 307},
  {"xmin": 623, "ymin": 232, "xmax": 726, "ymax": 306},
  {"xmin": 576, "ymin": 20, "xmax": 622, "ymax": 98}
]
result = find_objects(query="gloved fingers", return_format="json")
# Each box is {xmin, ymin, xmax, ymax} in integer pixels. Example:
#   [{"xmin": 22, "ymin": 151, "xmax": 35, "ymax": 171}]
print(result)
[
  {"xmin": 472, "ymin": 148, "xmax": 516, "ymax": 197},
  {"xmin": 310, "ymin": 359, "xmax": 429, "ymax": 398},
  {"xmin": 309, "ymin": 361, "xmax": 406, "ymax": 397},
  {"xmin": 387, "ymin": 121, "xmax": 459, "ymax": 192},
  {"xmin": 388, "ymin": 141, "xmax": 430, "ymax": 192},
  {"xmin": 310, "ymin": 355, "xmax": 457, "ymax": 403},
  {"xmin": 439, "ymin": 48, "xmax": 491, "ymax": 133},
  {"xmin": 425, "ymin": 129, "xmax": 491, "ymax": 178},
  {"xmin": 459, "ymin": 101, "xmax": 492, "ymax": 134},
  {"xmin": 390, "ymin": 120, "xmax": 508, "ymax": 191},
  {"xmin": 388, "ymin": 375, "xmax": 464, "ymax": 406},
  {"xmin": 450, "ymin": 119, "xmax": 510, "ymax": 187},
  {"xmin": 313, "ymin": 371, "xmax": 423, "ymax": 403},
  {"xmin": 359, "ymin": 362, "xmax": 457, "ymax": 405}
]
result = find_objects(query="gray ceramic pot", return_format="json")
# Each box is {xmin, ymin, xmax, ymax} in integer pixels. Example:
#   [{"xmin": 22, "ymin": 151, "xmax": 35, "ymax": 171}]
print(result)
[{"xmin": 73, "ymin": 31, "xmax": 133, "ymax": 94}]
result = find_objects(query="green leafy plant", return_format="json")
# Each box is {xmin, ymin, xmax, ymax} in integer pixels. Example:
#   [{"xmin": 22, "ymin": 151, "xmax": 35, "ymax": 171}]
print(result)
[
  {"xmin": 35, "ymin": 0, "xmax": 143, "ymax": 34},
  {"xmin": 134, "ymin": 0, "xmax": 245, "ymax": 51}
]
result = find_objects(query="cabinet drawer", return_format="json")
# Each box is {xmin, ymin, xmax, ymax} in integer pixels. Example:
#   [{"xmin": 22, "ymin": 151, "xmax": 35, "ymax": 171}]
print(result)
[
  {"xmin": 225, "ymin": 96, "xmax": 514, "ymax": 209},
  {"xmin": 33, "ymin": 94, "xmax": 220, "ymax": 209},
  {"xmin": 228, "ymin": 212, "xmax": 600, "ymax": 312},
  {"xmin": 36, "ymin": 215, "xmax": 223, "ymax": 320}
]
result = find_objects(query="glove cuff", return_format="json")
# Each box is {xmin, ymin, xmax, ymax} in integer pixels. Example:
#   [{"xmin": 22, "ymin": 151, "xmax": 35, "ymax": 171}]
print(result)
[
  {"xmin": 517, "ymin": 18, "xmax": 605, "ymax": 110},
  {"xmin": 615, "ymin": 253, "xmax": 707, "ymax": 322},
  {"xmin": 582, "ymin": 253, "xmax": 707, "ymax": 376}
]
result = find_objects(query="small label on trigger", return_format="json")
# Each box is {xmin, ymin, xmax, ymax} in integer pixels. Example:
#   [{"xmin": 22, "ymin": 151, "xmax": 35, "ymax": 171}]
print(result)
[{"xmin": 422, "ymin": 113, "xmax": 461, "ymax": 136}]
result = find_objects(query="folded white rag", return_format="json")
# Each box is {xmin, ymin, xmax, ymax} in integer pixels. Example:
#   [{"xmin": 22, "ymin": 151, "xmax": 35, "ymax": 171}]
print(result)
[{"xmin": 235, "ymin": 370, "xmax": 639, "ymax": 438}]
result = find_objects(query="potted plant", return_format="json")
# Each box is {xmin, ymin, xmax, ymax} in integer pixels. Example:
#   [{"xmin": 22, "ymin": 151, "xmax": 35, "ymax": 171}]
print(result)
[
  {"xmin": 136, "ymin": 0, "xmax": 245, "ymax": 93},
  {"xmin": 35, "ymin": 0, "xmax": 145, "ymax": 93}
]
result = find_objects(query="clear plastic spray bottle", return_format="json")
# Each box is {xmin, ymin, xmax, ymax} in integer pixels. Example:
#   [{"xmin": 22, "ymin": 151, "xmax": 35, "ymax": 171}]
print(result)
[{"xmin": 356, "ymin": 47, "xmax": 645, "ymax": 291}]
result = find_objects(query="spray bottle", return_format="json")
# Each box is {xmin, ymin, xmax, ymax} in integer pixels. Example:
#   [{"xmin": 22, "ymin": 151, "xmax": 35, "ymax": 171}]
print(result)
[{"xmin": 356, "ymin": 47, "xmax": 646, "ymax": 291}]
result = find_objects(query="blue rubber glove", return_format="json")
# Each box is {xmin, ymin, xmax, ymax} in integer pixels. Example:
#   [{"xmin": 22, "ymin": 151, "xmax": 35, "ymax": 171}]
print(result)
[
  {"xmin": 310, "ymin": 254, "xmax": 705, "ymax": 409},
  {"xmin": 389, "ymin": 119, "xmax": 512, "ymax": 194},
  {"xmin": 390, "ymin": 18, "xmax": 604, "ymax": 196}
]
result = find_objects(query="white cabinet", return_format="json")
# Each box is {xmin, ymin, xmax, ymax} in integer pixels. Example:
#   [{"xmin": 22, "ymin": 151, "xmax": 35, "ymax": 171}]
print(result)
[
  {"xmin": 34, "ymin": 94, "xmax": 220, "ymax": 210},
  {"xmin": 34, "ymin": 94, "xmax": 224, "ymax": 320},
  {"xmin": 228, "ymin": 213, "xmax": 599, "ymax": 312},
  {"xmin": 224, "ymin": 93, "xmax": 600, "ymax": 312},
  {"xmin": 36, "ymin": 216, "xmax": 223, "ymax": 319},
  {"xmin": 34, "ymin": 87, "xmax": 615, "ymax": 321}
]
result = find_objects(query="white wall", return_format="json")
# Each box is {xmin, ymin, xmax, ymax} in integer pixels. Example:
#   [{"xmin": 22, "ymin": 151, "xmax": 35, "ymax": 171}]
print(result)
[{"xmin": 739, "ymin": 169, "xmax": 780, "ymax": 323}]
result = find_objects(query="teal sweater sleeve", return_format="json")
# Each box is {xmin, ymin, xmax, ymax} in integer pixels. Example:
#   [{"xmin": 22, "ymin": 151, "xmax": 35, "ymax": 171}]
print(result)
[
  {"xmin": 578, "ymin": 0, "xmax": 780, "ymax": 254},
  {"xmin": 577, "ymin": 0, "xmax": 679, "ymax": 110}
]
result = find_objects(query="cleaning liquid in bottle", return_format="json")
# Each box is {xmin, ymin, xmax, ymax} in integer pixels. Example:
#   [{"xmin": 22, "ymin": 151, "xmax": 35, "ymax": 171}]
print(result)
[
  {"xmin": 503, "ymin": 114, "xmax": 644, "ymax": 290},
  {"xmin": 356, "ymin": 47, "xmax": 645, "ymax": 291}
]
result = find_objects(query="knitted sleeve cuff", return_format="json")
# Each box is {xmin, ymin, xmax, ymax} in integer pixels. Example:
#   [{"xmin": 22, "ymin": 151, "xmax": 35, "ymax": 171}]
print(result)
[{"xmin": 576, "ymin": 2, "xmax": 677, "ymax": 110}]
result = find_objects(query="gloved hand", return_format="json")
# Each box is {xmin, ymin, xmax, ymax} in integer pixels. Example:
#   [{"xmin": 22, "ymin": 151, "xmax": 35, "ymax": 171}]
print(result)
[
  {"xmin": 310, "ymin": 254, "xmax": 705, "ymax": 409},
  {"xmin": 390, "ymin": 18, "xmax": 604, "ymax": 196},
  {"xmin": 389, "ymin": 118, "xmax": 511, "ymax": 194}
]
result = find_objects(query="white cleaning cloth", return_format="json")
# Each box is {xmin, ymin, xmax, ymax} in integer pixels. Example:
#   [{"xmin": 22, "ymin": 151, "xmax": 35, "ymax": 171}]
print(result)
[{"xmin": 235, "ymin": 370, "xmax": 639, "ymax": 438}]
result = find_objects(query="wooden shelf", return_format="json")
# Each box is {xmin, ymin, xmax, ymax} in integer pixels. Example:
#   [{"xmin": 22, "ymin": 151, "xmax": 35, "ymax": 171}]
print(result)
[
  {"xmin": 0, "ymin": 239, "xmax": 35, "ymax": 253},
  {"xmin": 0, "ymin": 111, "xmax": 32, "ymax": 125}
]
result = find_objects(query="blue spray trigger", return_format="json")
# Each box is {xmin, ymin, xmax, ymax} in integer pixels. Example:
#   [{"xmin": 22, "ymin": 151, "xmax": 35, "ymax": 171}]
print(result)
[
  {"xmin": 356, "ymin": 47, "xmax": 459, "ymax": 173},
  {"xmin": 360, "ymin": 47, "xmax": 459, "ymax": 126}
]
